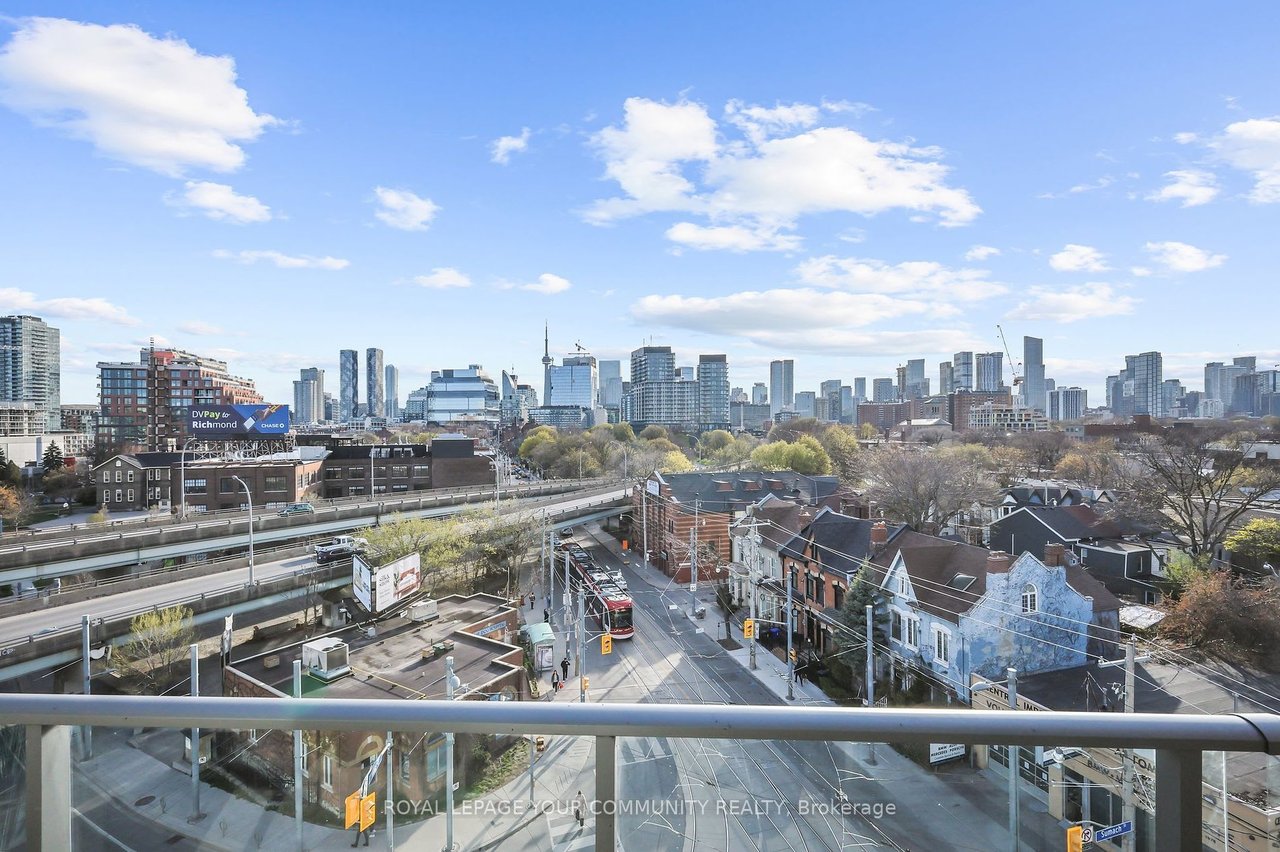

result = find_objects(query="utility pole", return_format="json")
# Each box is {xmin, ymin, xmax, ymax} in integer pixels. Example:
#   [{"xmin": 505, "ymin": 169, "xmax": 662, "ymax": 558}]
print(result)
[
  {"xmin": 81, "ymin": 615, "xmax": 92, "ymax": 760},
  {"xmin": 1099, "ymin": 636, "xmax": 1148, "ymax": 852},
  {"xmin": 578, "ymin": 588, "xmax": 586, "ymax": 703},
  {"xmin": 445, "ymin": 655, "xmax": 457, "ymax": 852},
  {"xmin": 293, "ymin": 660, "xmax": 304, "ymax": 851},
  {"xmin": 688, "ymin": 526, "xmax": 698, "ymax": 618},
  {"xmin": 385, "ymin": 730, "xmax": 395, "ymax": 850},
  {"xmin": 1007, "ymin": 667, "xmax": 1019, "ymax": 852},
  {"xmin": 748, "ymin": 547, "xmax": 758, "ymax": 671},
  {"xmin": 786, "ymin": 565, "xmax": 795, "ymax": 701},
  {"xmin": 640, "ymin": 485, "xmax": 648, "ymax": 571},
  {"xmin": 865, "ymin": 603, "xmax": 876, "ymax": 765},
  {"xmin": 190, "ymin": 644, "xmax": 203, "ymax": 823}
]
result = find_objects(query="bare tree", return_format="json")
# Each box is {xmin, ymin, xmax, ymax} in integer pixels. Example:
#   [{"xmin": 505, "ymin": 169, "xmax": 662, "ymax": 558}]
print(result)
[
  {"xmin": 863, "ymin": 444, "xmax": 999, "ymax": 533},
  {"xmin": 1118, "ymin": 431, "xmax": 1280, "ymax": 558}
]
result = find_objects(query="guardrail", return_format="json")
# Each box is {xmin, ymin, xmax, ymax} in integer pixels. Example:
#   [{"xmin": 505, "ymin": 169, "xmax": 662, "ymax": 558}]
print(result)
[{"xmin": 5, "ymin": 694, "xmax": 1276, "ymax": 851}]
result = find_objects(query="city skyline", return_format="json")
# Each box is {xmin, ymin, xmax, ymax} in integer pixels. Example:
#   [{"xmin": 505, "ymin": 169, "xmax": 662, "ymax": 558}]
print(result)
[{"xmin": 2, "ymin": 6, "xmax": 1279, "ymax": 406}]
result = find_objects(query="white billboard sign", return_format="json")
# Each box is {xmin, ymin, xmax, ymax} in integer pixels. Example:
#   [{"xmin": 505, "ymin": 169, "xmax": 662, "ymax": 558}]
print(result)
[
  {"xmin": 929, "ymin": 742, "xmax": 966, "ymax": 764},
  {"xmin": 352, "ymin": 554, "xmax": 374, "ymax": 612},
  {"xmin": 354, "ymin": 552, "xmax": 422, "ymax": 613}
]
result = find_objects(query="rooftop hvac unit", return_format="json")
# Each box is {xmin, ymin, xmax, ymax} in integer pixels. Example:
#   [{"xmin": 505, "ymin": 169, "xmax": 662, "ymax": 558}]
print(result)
[
  {"xmin": 301, "ymin": 638, "xmax": 351, "ymax": 682},
  {"xmin": 408, "ymin": 599, "xmax": 440, "ymax": 623}
]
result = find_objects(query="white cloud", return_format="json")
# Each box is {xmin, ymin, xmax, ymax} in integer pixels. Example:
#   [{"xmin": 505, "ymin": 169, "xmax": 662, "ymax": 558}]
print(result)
[
  {"xmin": 1006, "ymin": 283, "xmax": 1138, "ymax": 323},
  {"xmin": 373, "ymin": 186, "xmax": 439, "ymax": 231},
  {"xmin": 412, "ymin": 268, "xmax": 472, "ymax": 289},
  {"xmin": 629, "ymin": 287, "xmax": 973, "ymax": 355},
  {"xmin": 1038, "ymin": 176, "xmax": 1115, "ymax": 199},
  {"xmin": 1207, "ymin": 117, "xmax": 1280, "ymax": 202},
  {"xmin": 1173, "ymin": 132, "xmax": 1199, "ymax": 145},
  {"xmin": 212, "ymin": 249, "xmax": 349, "ymax": 269},
  {"xmin": 490, "ymin": 127, "xmax": 531, "ymax": 164},
  {"xmin": 964, "ymin": 245, "xmax": 1001, "ymax": 261},
  {"xmin": 178, "ymin": 320, "xmax": 242, "ymax": 336},
  {"xmin": 665, "ymin": 222, "xmax": 802, "ymax": 252},
  {"xmin": 0, "ymin": 287, "xmax": 138, "ymax": 325},
  {"xmin": 585, "ymin": 96, "xmax": 980, "ymax": 248},
  {"xmin": 0, "ymin": 17, "xmax": 276, "ymax": 176},
  {"xmin": 1143, "ymin": 240, "xmax": 1226, "ymax": 273},
  {"xmin": 175, "ymin": 181, "xmax": 271, "ymax": 223},
  {"xmin": 521, "ymin": 273, "xmax": 571, "ymax": 295},
  {"xmin": 795, "ymin": 256, "xmax": 1007, "ymax": 301},
  {"xmin": 1049, "ymin": 244, "xmax": 1109, "ymax": 272},
  {"xmin": 1146, "ymin": 169, "xmax": 1219, "ymax": 207},
  {"xmin": 1130, "ymin": 266, "xmax": 1153, "ymax": 277}
]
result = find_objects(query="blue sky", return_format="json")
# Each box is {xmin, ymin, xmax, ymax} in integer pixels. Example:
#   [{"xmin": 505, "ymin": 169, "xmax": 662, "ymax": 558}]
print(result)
[{"xmin": 2, "ymin": 3, "xmax": 1279, "ymax": 408}]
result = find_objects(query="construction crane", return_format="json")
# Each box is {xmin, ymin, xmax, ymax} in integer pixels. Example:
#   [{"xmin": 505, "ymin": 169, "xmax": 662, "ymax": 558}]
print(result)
[{"xmin": 996, "ymin": 324, "xmax": 1023, "ymax": 386}]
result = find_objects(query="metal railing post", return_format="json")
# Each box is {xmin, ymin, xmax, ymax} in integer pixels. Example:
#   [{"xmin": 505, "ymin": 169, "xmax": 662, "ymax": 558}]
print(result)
[
  {"xmin": 595, "ymin": 735, "xmax": 616, "ymax": 852},
  {"xmin": 1155, "ymin": 748, "xmax": 1202, "ymax": 851},
  {"xmin": 25, "ymin": 724, "xmax": 72, "ymax": 851}
]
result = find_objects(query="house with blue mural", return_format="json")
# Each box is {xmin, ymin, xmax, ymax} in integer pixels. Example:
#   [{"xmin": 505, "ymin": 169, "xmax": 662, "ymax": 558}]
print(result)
[{"xmin": 871, "ymin": 533, "xmax": 1121, "ymax": 703}]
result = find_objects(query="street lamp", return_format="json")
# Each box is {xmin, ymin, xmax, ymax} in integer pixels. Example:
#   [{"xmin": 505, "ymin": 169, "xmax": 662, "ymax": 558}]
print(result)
[
  {"xmin": 231, "ymin": 475, "xmax": 256, "ymax": 586},
  {"xmin": 972, "ymin": 667, "xmax": 1019, "ymax": 852},
  {"xmin": 445, "ymin": 655, "xmax": 461, "ymax": 852},
  {"xmin": 178, "ymin": 437, "xmax": 199, "ymax": 520}
]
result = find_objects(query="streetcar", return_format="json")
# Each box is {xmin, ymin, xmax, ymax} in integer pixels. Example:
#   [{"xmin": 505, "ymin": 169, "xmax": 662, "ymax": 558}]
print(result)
[{"xmin": 560, "ymin": 540, "xmax": 635, "ymax": 639}]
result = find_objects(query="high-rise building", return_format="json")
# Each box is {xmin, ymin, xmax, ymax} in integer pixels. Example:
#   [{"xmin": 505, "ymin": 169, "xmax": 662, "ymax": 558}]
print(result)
[
  {"xmin": 1160, "ymin": 378, "xmax": 1185, "ymax": 419},
  {"xmin": 547, "ymin": 354, "xmax": 599, "ymax": 409},
  {"xmin": 975, "ymin": 352, "xmax": 1004, "ymax": 392},
  {"xmin": 1131, "ymin": 351, "xmax": 1163, "ymax": 417},
  {"xmin": 339, "ymin": 350, "xmax": 359, "ymax": 422},
  {"xmin": 322, "ymin": 393, "xmax": 336, "ymax": 422},
  {"xmin": 840, "ymin": 386, "xmax": 854, "ymax": 425},
  {"xmin": 939, "ymin": 361, "xmax": 955, "ymax": 396},
  {"xmin": 541, "ymin": 323, "xmax": 555, "ymax": 405},
  {"xmin": 820, "ymin": 379, "xmax": 842, "ymax": 422},
  {"xmin": 97, "ymin": 347, "xmax": 262, "ymax": 452},
  {"xmin": 952, "ymin": 352, "xmax": 974, "ymax": 392},
  {"xmin": 904, "ymin": 359, "xmax": 927, "ymax": 399},
  {"xmin": 794, "ymin": 391, "xmax": 816, "ymax": 418},
  {"xmin": 853, "ymin": 377, "xmax": 867, "ymax": 401},
  {"xmin": 751, "ymin": 382, "xmax": 767, "ymax": 406},
  {"xmin": 872, "ymin": 378, "xmax": 895, "ymax": 403},
  {"xmin": 769, "ymin": 360, "xmax": 794, "ymax": 416},
  {"xmin": 1047, "ymin": 387, "xmax": 1087, "ymax": 421},
  {"xmin": 406, "ymin": 365, "xmax": 499, "ymax": 424},
  {"xmin": 384, "ymin": 364, "xmax": 399, "ymax": 420},
  {"xmin": 366, "ymin": 348, "xmax": 385, "ymax": 421},
  {"xmin": 1, "ymin": 314, "xmax": 60, "ymax": 431},
  {"xmin": 697, "ymin": 355, "xmax": 730, "ymax": 430},
  {"xmin": 292, "ymin": 367, "xmax": 325, "ymax": 425},
  {"xmin": 599, "ymin": 360, "xmax": 623, "ymax": 409},
  {"xmin": 1022, "ymin": 336, "xmax": 1046, "ymax": 413},
  {"xmin": 631, "ymin": 346, "xmax": 675, "ymax": 385}
]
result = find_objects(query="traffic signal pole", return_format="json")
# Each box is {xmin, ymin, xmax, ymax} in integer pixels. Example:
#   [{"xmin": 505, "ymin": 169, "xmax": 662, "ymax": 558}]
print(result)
[
  {"xmin": 578, "ymin": 588, "xmax": 586, "ymax": 704},
  {"xmin": 786, "ymin": 565, "xmax": 795, "ymax": 701}
]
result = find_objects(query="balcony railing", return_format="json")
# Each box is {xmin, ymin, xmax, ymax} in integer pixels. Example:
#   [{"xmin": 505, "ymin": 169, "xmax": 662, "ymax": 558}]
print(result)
[{"xmin": 4, "ymin": 693, "xmax": 1277, "ymax": 850}]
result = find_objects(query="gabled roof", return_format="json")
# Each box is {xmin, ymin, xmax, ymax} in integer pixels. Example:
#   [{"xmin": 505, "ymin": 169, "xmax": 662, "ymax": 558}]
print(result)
[
  {"xmin": 1006, "ymin": 504, "xmax": 1128, "ymax": 542},
  {"xmin": 782, "ymin": 508, "xmax": 907, "ymax": 578},
  {"xmin": 1064, "ymin": 565, "xmax": 1123, "ymax": 612},
  {"xmin": 94, "ymin": 451, "xmax": 187, "ymax": 470},
  {"xmin": 655, "ymin": 470, "xmax": 842, "ymax": 514},
  {"xmin": 870, "ymin": 530, "xmax": 992, "ymax": 623},
  {"xmin": 732, "ymin": 496, "xmax": 815, "ymax": 552}
]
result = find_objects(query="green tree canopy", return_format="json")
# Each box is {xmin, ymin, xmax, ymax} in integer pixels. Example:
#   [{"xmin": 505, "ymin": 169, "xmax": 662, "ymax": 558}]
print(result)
[
  {"xmin": 1225, "ymin": 518, "xmax": 1280, "ymax": 571},
  {"xmin": 638, "ymin": 425, "xmax": 669, "ymax": 441},
  {"xmin": 819, "ymin": 426, "xmax": 862, "ymax": 485},
  {"xmin": 41, "ymin": 441, "xmax": 63, "ymax": 475},
  {"xmin": 115, "ymin": 605, "xmax": 196, "ymax": 694}
]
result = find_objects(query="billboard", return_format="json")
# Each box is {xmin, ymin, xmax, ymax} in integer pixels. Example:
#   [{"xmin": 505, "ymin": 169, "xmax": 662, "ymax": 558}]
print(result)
[
  {"xmin": 187, "ymin": 404, "xmax": 290, "ymax": 439},
  {"xmin": 353, "ymin": 552, "xmax": 422, "ymax": 613}
]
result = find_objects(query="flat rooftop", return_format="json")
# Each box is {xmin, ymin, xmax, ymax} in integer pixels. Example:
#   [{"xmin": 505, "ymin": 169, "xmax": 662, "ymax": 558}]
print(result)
[{"xmin": 231, "ymin": 596, "xmax": 520, "ymax": 702}]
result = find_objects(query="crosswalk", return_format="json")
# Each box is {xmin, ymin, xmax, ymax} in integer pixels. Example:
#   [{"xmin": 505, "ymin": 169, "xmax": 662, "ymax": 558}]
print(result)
[{"xmin": 546, "ymin": 807, "xmax": 595, "ymax": 851}]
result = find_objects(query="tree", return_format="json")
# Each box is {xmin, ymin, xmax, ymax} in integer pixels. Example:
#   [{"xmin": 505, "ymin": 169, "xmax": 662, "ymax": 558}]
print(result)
[
  {"xmin": 115, "ymin": 605, "xmax": 196, "ymax": 694},
  {"xmin": 518, "ymin": 426, "xmax": 558, "ymax": 459},
  {"xmin": 749, "ymin": 436, "xmax": 832, "ymax": 475},
  {"xmin": 1013, "ymin": 431, "xmax": 1071, "ymax": 473},
  {"xmin": 1052, "ymin": 439, "xmax": 1129, "ymax": 489},
  {"xmin": 1224, "ymin": 518, "xmax": 1280, "ymax": 572},
  {"xmin": 987, "ymin": 445, "xmax": 1033, "ymax": 489},
  {"xmin": 41, "ymin": 441, "xmax": 64, "ymax": 476},
  {"xmin": 697, "ymin": 430, "xmax": 735, "ymax": 459},
  {"xmin": 863, "ymin": 444, "xmax": 999, "ymax": 534},
  {"xmin": 638, "ymin": 425, "xmax": 669, "ymax": 441},
  {"xmin": 658, "ymin": 450, "xmax": 694, "ymax": 473},
  {"xmin": 858, "ymin": 423, "xmax": 880, "ymax": 440},
  {"xmin": 0, "ymin": 485, "xmax": 32, "ymax": 532},
  {"xmin": 1158, "ymin": 570, "xmax": 1280, "ymax": 671},
  {"xmin": 826, "ymin": 567, "xmax": 885, "ymax": 695},
  {"xmin": 1119, "ymin": 432, "xmax": 1280, "ymax": 557},
  {"xmin": 767, "ymin": 418, "xmax": 825, "ymax": 443},
  {"xmin": 819, "ymin": 426, "xmax": 862, "ymax": 486},
  {"xmin": 469, "ymin": 509, "xmax": 540, "ymax": 600}
]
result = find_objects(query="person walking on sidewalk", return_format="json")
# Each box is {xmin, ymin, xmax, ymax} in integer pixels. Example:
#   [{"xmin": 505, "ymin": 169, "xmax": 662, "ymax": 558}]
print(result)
[
  {"xmin": 561, "ymin": 654, "xmax": 570, "ymax": 682},
  {"xmin": 573, "ymin": 790, "xmax": 587, "ymax": 828},
  {"xmin": 551, "ymin": 669, "xmax": 560, "ymax": 693}
]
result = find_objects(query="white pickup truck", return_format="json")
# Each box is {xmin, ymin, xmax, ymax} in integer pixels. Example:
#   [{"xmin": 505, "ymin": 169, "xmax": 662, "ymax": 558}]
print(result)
[{"xmin": 314, "ymin": 535, "xmax": 368, "ymax": 564}]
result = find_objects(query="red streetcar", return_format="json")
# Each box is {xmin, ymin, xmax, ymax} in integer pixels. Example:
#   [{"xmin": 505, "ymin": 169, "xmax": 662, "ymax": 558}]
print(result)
[{"xmin": 561, "ymin": 541, "xmax": 634, "ymax": 639}]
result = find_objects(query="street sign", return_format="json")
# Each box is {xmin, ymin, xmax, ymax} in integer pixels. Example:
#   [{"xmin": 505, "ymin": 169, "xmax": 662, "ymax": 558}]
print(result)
[{"xmin": 1095, "ymin": 821, "xmax": 1134, "ymax": 842}]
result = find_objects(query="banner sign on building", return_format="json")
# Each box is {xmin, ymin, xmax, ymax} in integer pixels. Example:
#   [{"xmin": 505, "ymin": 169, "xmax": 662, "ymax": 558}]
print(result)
[
  {"xmin": 929, "ymin": 743, "xmax": 966, "ymax": 764},
  {"xmin": 353, "ymin": 552, "xmax": 422, "ymax": 613},
  {"xmin": 187, "ymin": 404, "xmax": 291, "ymax": 438}
]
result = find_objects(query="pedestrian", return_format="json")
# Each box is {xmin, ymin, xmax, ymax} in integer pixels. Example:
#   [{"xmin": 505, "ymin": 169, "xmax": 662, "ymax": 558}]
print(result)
[
  {"xmin": 543, "ymin": 608, "xmax": 550, "ymax": 623},
  {"xmin": 561, "ymin": 654, "xmax": 570, "ymax": 681},
  {"xmin": 350, "ymin": 824, "xmax": 370, "ymax": 847},
  {"xmin": 529, "ymin": 593, "xmax": 535, "ymax": 610},
  {"xmin": 551, "ymin": 669, "xmax": 560, "ymax": 693},
  {"xmin": 573, "ymin": 790, "xmax": 587, "ymax": 828}
]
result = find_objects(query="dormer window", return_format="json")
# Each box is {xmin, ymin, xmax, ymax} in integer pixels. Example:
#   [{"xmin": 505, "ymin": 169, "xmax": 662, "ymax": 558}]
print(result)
[{"xmin": 1021, "ymin": 583, "xmax": 1039, "ymax": 614}]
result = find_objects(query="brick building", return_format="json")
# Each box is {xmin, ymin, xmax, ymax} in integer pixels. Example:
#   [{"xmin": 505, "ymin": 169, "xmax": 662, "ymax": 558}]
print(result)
[
  {"xmin": 180, "ymin": 454, "xmax": 326, "ymax": 513},
  {"xmin": 318, "ymin": 434, "xmax": 491, "ymax": 499},
  {"xmin": 222, "ymin": 594, "xmax": 526, "ymax": 817}
]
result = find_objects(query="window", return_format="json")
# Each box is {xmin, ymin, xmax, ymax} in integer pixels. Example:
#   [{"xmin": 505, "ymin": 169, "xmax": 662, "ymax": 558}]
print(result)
[
  {"xmin": 933, "ymin": 627, "xmax": 950, "ymax": 665},
  {"xmin": 426, "ymin": 735, "xmax": 447, "ymax": 780},
  {"xmin": 263, "ymin": 475, "xmax": 287, "ymax": 492},
  {"xmin": 349, "ymin": 468, "xmax": 363, "ymax": 479},
  {"xmin": 184, "ymin": 478, "xmax": 207, "ymax": 495},
  {"xmin": 126, "ymin": 470, "xmax": 134, "ymax": 483},
  {"xmin": 325, "ymin": 468, "xmax": 343, "ymax": 480},
  {"xmin": 114, "ymin": 470, "xmax": 122, "ymax": 483},
  {"xmin": 115, "ymin": 489, "xmax": 123, "ymax": 503},
  {"xmin": 103, "ymin": 490, "xmax": 111, "ymax": 503},
  {"xmin": 906, "ymin": 617, "xmax": 920, "ymax": 649},
  {"xmin": 890, "ymin": 610, "xmax": 902, "ymax": 642},
  {"xmin": 348, "ymin": 486, "xmax": 366, "ymax": 496},
  {"xmin": 392, "ymin": 483, "xmax": 409, "ymax": 492},
  {"xmin": 833, "ymin": 586, "xmax": 844, "ymax": 610},
  {"xmin": 220, "ymin": 477, "xmax": 237, "ymax": 493},
  {"xmin": 897, "ymin": 573, "xmax": 907, "ymax": 595},
  {"xmin": 127, "ymin": 489, "xmax": 134, "ymax": 502},
  {"xmin": 322, "ymin": 754, "xmax": 334, "ymax": 789},
  {"xmin": 1021, "ymin": 583, "xmax": 1038, "ymax": 614},
  {"xmin": 390, "ymin": 465, "xmax": 408, "ymax": 478},
  {"xmin": 412, "ymin": 465, "xmax": 430, "ymax": 477}
]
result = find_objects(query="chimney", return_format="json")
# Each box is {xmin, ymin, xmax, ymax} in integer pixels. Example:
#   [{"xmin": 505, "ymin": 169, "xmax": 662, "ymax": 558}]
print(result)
[
  {"xmin": 986, "ymin": 550, "xmax": 1012, "ymax": 573},
  {"xmin": 1044, "ymin": 543, "xmax": 1066, "ymax": 567},
  {"xmin": 870, "ymin": 521, "xmax": 888, "ymax": 555}
]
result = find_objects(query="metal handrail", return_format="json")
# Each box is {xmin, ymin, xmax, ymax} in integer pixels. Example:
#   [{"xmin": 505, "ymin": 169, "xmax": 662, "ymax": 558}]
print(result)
[{"xmin": 3, "ymin": 694, "xmax": 1278, "ymax": 753}]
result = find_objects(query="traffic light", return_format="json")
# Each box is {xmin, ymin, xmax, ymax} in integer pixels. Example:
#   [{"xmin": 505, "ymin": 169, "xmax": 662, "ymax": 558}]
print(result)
[
  {"xmin": 743, "ymin": 619, "xmax": 755, "ymax": 639},
  {"xmin": 535, "ymin": 735, "xmax": 546, "ymax": 753},
  {"xmin": 601, "ymin": 634, "xmax": 613, "ymax": 655},
  {"xmin": 1066, "ymin": 825, "xmax": 1083, "ymax": 852},
  {"xmin": 360, "ymin": 792, "xmax": 376, "ymax": 831},
  {"xmin": 582, "ymin": 676, "xmax": 590, "ymax": 691},
  {"xmin": 789, "ymin": 648, "xmax": 797, "ymax": 663}
]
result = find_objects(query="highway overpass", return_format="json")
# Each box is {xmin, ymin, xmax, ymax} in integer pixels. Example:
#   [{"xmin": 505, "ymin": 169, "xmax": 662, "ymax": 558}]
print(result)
[{"xmin": 0, "ymin": 478, "xmax": 629, "ymax": 586}]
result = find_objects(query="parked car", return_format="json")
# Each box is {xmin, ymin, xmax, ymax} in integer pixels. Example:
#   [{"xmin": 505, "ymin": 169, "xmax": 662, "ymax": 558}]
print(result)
[{"xmin": 277, "ymin": 502, "xmax": 316, "ymax": 516}]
